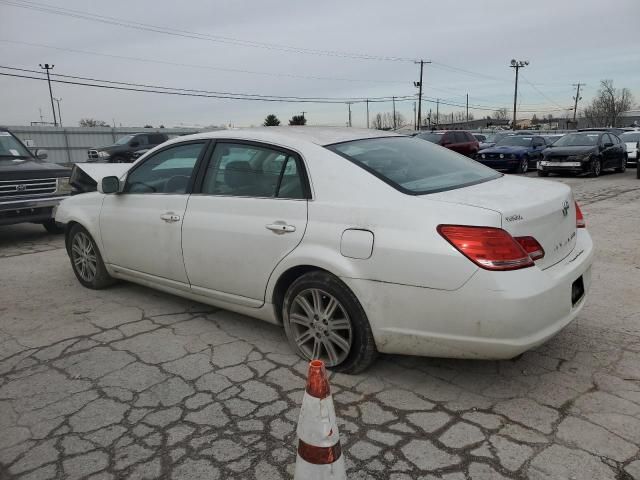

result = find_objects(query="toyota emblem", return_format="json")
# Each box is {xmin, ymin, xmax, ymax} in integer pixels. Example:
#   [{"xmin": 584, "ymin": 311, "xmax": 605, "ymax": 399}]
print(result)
[{"xmin": 16, "ymin": 184, "xmax": 27, "ymax": 191}]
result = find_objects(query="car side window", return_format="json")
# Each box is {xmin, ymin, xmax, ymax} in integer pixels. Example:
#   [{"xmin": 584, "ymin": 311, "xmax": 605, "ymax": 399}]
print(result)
[
  {"xmin": 148, "ymin": 134, "xmax": 165, "ymax": 144},
  {"xmin": 123, "ymin": 142, "xmax": 205, "ymax": 194},
  {"xmin": 602, "ymin": 134, "xmax": 612, "ymax": 146},
  {"xmin": 201, "ymin": 143, "xmax": 305, "ymax": 199},
  {"xmin": 133, "ymin": 135, "xmax": 149, "ymax": 146},
  {"xmin": 454, "ymin": 132, "xmax": 467, "ymax": 143},
  {"xmin": 442, "ymin": 132, "xmax": 453, "ymax": 144},
  {"xmin": 533, "ymin": 137, "xmax": 545, "ymax": 147}
]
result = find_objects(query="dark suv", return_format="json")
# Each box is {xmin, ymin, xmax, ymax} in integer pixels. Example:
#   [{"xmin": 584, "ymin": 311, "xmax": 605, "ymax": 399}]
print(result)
[
  {"xmin": 0, "ymin": 127, "xmax": 71, "ymax": 233},
  {"xmin": 87, "ymin": 132, "xmax": 169, "ymax": 163},
  {"xmin": 415, "ymin": 130, "xmax": 479, "ymax": 157}
]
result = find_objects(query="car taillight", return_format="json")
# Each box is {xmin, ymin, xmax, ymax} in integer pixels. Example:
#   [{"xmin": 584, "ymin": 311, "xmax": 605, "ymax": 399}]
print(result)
[
  {"xmin": 514, "ymin": 236, "xmax": 545, "ymax": 261},
  {"xmin": 575, "ymin": 201, "xmax": 585, "ymax": 228},
  {"xmin": 437, "ymin": 225, "xmax": 534, "ymax": 271}
]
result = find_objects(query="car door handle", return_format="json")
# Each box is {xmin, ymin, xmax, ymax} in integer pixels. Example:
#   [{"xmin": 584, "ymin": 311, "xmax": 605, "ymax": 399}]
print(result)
[
  {"xmin": 160, "ymin": 212, "xmax": 181, "ymax": 223},
  {"xmin": 266, "ymin": 223, "xmax": 296, "ymax": 234}
]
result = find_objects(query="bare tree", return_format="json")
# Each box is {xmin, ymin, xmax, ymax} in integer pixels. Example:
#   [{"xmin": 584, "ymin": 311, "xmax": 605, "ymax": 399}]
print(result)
[
  {"xmin": 372, "ymin": 113, "xmax": 384, "ymax": 130},
  {"xmin": 79, "ymin": 118, "xmax": 109, "ymax": 127},
  {"xmin": 493, "ymin": 108, "xmax": 509, "ymax": 121},
  {"xmin": 583, "ymin": 80, "xmax": 634, "ymax": 127}
]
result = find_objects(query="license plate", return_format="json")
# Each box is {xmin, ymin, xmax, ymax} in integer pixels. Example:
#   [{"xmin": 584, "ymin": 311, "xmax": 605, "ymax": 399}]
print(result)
[{"xmin": 540, "ymin": 161, "xmax": 581, "ymax": 167}]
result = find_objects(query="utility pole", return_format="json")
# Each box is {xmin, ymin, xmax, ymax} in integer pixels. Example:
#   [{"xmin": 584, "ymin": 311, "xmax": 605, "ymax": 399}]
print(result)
[
  {"xmin": 53, "ymin": 97, "xmax": 63, "ymax": 127},
  {"xmin": 347, "ymin": 103, "xmax": 352, "ymax": 127},
  {"xmin": 39, "ymin": 63, "xmax": 58, "ymax": 126},
  {"xmin": 510, "ymin": 59, "xmax": 529, "ymax": 130},
  {"xmin": 413, "ymin": 102, "xmax": 416, "ymax": 130},
  {"xmin": 572, "ymin": 83, "xmax": 584, "ymax": 122},
  {"xmin": 436, "ymin": 99, "xmax": 440, "ymax": 127},
  {"xmin": 413, "ymin": 59, "xmax": 432, "ymax": 131},
  {"xmin": 392, "ymin": 96, "xmax": 397, "ymax": 129},
  {"xmin": 366, "ymin": 99, "xmax": 369, "ymax": 129},
  {"xmin": 466, "ymin": 93, "xmax": 469, "ymax": 123}
]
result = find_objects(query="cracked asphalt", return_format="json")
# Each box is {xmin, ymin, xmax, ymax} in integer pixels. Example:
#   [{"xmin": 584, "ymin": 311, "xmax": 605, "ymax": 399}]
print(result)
[{"xmin": 1, "ymin": 170, "xmax": 639, "ymax": 480}]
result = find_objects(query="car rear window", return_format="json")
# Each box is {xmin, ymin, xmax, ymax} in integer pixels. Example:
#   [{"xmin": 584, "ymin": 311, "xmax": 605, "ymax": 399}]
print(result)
[
  {"xmin": 416, "ymin": 132, "xmax": 443, "ymax": 143},
  {"xmin": 326, "ymin": 137, "xmax": 501, "ymax": 195}
]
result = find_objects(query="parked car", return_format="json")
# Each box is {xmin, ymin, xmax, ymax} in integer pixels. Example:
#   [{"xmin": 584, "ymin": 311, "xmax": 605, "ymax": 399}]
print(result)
[
  {"xmin": 476, "ymin": 135, "xmax": 548, "ymax": 173},
  {"xmin": 477, "ymin": 131, "xmax": 514, "ymax": 150},
  {"xmin": 56, "ymin": 127, "xmax": 593, "ymax": 373},
  {"xmin": 619, "ymin": 131, "xmax": 640, "ymax": 166},
  {"xmin": 0, "ymin": 127, "xmax": 72, "ymax": 233},
  {"xmin": 415, "ymin": 130, "xmax": 479, "ymax": 157},
  {"xmin": 87, "ymin": 132, "xmax": 169, "ymax": 163},
  {"xmin": 538, "ymin": 131, "xmax": 627, "ymax": 177},
  {"xmin": 540, "ymin": 134, "xmax": 565, "ymax": 145},
  {"xmin": 473, "ymin": 133, "xmax": 487, "ymax": 142}
]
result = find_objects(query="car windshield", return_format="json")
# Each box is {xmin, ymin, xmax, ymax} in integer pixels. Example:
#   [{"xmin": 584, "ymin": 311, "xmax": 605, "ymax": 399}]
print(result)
[
  {"xmin": 621, "ymin": 132, "xmax": 640, "ymax": 142},
  {"xmin": 0, "ymin": 131, "xmax": 33, "ymax": 162},
  {"xmin": 327, "ymin": 137, "xmax": 501, "ymax": 195},
  {"xmin": 495, "ymin": 136, "xmax": 533, "ymax": 147},
  {"xmin": 416, "ymin": 132, "xmax": 444, "ymax": 143},
  {"xmin": 115, "ymin": 134, "xmax": 135, "ymax": 145},
  {"xmin": 553, "ymin": 133, "xmax": 600, "ymax": 147}
]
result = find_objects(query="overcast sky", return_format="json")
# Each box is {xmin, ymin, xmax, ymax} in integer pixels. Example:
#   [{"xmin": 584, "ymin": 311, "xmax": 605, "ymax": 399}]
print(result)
[{"xmin": 1, "ymin": 0, "xmax": 639, "ymax": 128}]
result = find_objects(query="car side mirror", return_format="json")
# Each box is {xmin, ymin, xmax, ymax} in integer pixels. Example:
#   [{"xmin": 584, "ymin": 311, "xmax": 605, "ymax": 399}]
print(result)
[
  {"xmin": 34, "ymin": 148, "xmax": 48, "ymax": 160},
  {"xmin": 130, "ymin": 141, "xmax": 139, "ymax": 148},
  {"xmin": 100, "ymin": 176, "xmax": 120, "ymax": 194}
]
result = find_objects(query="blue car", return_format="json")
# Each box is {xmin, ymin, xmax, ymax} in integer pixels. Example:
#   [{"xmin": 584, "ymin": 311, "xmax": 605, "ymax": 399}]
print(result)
[{"xmin": 476, "ymin": 135, "xmax": 549, "ymax": 173}]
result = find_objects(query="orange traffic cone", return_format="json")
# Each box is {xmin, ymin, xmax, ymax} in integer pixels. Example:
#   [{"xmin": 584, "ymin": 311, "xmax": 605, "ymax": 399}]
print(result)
[{"xmin": 294, "ymin": 360, "xmax": 346, "ymax": 480}]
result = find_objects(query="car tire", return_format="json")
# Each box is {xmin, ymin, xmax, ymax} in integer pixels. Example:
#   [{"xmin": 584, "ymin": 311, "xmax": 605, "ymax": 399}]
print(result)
[
  {"xmin": 615, "ymin": 155, "xmax": 627, "ymax": 173},
  {"xmin": 68, "ymin": 224, "xmax": 116, "ymax": 289},
  {"xmin": 537, "ymin": 170, "xmax": 549, "ymax": 177},
  {"xmin": 42, "ymin": 220, "xmax": 65, "ymax": 234},
  {"xmin": 282, "ymin": 270, "xmax": 377, "ymax": 374},
  {"xmin": 590, "ymin": 158, "xmax": 602, "ymax": 177},
  {"xmin": 517, "ymin": 156, "xmax": 528, "ymax": 174}
]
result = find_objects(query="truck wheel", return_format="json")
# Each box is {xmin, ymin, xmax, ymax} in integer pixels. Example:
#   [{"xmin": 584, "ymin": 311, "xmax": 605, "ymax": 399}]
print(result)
[
  {"xmin": 68, "ymin": 224, "xmax": 116, "ymax": 289},
  {"xmin": 42, "ymin": 220, "xmax": 65, "ymax": 234},
  {"xmin": 283, "ymin": 270, "xmax": 378, "ymax": 374}
]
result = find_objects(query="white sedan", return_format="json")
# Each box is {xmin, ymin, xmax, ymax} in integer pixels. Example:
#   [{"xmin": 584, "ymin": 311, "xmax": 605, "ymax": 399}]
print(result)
[{"xmin": 56, "ymin": 127, "xmax": 593, "ymax": 373}]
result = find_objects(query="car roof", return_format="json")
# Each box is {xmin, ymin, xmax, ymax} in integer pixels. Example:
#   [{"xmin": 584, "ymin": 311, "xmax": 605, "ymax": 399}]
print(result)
[{"xmin": 170, "ymin": 126, "xmax": 402, "ymax": 147}]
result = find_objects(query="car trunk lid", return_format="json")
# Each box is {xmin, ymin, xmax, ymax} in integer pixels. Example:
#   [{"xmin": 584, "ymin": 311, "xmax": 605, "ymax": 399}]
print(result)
[{"xmin": 427, "ymin": 175, "xmax": 577, "ymax": 269}]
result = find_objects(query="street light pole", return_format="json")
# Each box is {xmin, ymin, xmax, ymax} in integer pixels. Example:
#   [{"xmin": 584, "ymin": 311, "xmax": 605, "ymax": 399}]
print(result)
[
  {"xmin": 39, "ymin": 63, "xmax": 58, "ymax": 126},
  {"xmin": 53, "ymin": 97, "xmax": 63, "ymax": 127},
  {"xmin": 510, "ymin": 59, "xmax": 529, "ymax": 130}
]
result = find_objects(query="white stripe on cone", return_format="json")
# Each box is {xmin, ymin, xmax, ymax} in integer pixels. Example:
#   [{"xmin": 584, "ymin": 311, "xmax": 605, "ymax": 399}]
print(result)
[{"xmin": 294, "ymin": 388, "xmax": 346, "ymax": 479}]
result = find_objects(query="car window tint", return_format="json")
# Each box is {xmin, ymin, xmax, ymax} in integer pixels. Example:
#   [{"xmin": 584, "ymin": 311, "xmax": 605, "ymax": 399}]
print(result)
[
  {"xmin": 453, "ymin": 132, "xmax": 466, "ymax": 143},
  {"xmin": 276, "ymin": 157, "xmax": 305, "ymax": 199},
  {"xmin": 148, "ymin": 134, "xmax": 165, "ymax": 144},
  {"xmin": 328, "ymin": 137, "xmax": 501, "ymax": 195},
  {"xmin": 135, "ymin": 136, "xmax": 149, "ymax": 146},
  {"xmin": 124, "ymin": 142, "xmax": 204, "ymax": 194},
  {"xmin": 202, "ymin": 143, "xmax": 304, "ymax": 198}
]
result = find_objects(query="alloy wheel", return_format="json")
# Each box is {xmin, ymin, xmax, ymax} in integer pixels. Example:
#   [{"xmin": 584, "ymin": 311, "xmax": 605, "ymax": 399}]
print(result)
[
  {"xmin": 521, "ymin": 158, "xmax": 528, "ymax": 173},
  {"xmin": 71, "ymin": 232, "xmax": 97, "ymax": 282},
  {"xmin": 288, "ymin": 288, "xmax": 353, "ymax": 367}
]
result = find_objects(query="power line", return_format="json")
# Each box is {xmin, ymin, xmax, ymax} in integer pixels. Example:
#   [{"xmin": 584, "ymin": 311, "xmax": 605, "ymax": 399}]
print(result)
[
  {"xmin": 0, "ymin": 71, "xmax": 419, "ymax": 104},
  {"xmin": 0, "ymin": 39, "xmax": 408, "ymax": 85},
  {"xmin": 520, "ymin": 73, "xmax": 569, "ymax": 110},
  {"xmin": 1, "ymin": 0, "xmax": 416, "ymax": 62},
  {"xmin": 0, "ymin": 65, "xmax": 417, "ymax": 102}
]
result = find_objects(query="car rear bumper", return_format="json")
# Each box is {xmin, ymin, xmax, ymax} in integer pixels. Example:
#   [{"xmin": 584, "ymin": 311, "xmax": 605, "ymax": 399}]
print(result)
[{"xmin": 342, "ymin": 229, "xmax": 594, "ymax": 360}]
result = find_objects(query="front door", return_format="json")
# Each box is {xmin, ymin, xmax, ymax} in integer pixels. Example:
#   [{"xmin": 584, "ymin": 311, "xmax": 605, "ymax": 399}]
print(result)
[
  {"xmin": 182, "ymin": 141, "xmax": 309, "ymax": 306},
  {"xmin": 100, "ymin": 141, "xmax": 208, "ymax": 285}
]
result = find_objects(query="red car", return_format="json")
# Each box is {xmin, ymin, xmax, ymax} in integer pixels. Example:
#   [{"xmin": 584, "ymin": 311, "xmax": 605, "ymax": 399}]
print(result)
[{"xmin": 416, "ymin": 130, "xmax": 479, "ymax": 157}]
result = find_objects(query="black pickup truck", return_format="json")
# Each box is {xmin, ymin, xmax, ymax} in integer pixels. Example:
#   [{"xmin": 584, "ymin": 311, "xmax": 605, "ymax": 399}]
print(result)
[
  {"xmin": 0, "ymin": 127, "xmax": 72, "ymax": 233},
  {"xmin": 87, "ymin": 132, "xmax": 169, "ymax": 163}
]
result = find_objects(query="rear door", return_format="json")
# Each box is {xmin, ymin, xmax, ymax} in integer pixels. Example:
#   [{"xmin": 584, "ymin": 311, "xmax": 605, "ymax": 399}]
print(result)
[
  {"xmin": 100, "ymin": 141, "xmax": 208, "ymax": 286},
  {"xmin": 181, "ymin": 141, "xmax": 309, "ymax": 306},
  {"xmin": 601, "ymin": 134, "xmax": 616, "ymax": 168}
]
